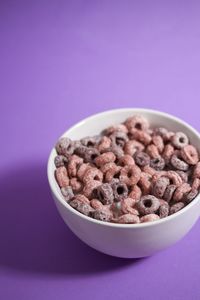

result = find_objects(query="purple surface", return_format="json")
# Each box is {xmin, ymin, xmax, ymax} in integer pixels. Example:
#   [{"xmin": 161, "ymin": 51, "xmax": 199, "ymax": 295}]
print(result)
[{"xmin": 1, "ymin": 1, "xmax": 200, "ymax": 299}]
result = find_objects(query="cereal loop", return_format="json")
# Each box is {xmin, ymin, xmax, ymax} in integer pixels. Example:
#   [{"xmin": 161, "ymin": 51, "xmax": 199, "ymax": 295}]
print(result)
[
  {"xmin": 120, "ymin": 165, "xmax": 141, "ymax": 186},
  {"xmin": 181, "ymin": 145, "xmax": 199, "ymax": 165}
]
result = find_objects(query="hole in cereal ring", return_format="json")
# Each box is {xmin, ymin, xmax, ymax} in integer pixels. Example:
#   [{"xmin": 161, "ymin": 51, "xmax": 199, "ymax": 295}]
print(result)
[
  {"xmin": 117, "ymin": 186, "xmax": 124, "ymax": 194},
  {"xmin": 91, "ymin": 154, "xmax": 98, "ymax": 160},
  {"xmin": 127, "ymin": 170, "xmax": 132, "ymax": 177},
  {"xmin": 114, "ymin": 172, "xmax": 120, "ymax": 178},
  {"xmin": 135, "ymin": 123, "xmax": 142, "ymax": 130},
  {"xmin": 143, "ymin": 199, "xmax": 152, "ymax": 208},
  {"xmin": 179, "ymin": 137, "xmax": 184, "ymax": 143}
]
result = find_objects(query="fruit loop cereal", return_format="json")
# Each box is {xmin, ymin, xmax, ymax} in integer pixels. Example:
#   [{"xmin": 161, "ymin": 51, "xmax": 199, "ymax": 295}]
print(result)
[{"xmin": 54, "ymin": 115, "xmax": 200, "ymax": 224}]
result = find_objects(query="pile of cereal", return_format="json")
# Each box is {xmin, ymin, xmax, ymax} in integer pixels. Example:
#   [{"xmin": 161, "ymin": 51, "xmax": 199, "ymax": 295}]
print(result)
[{"xmin": 54, "ymin": 115, "xmax": 200, "ymax": 224}]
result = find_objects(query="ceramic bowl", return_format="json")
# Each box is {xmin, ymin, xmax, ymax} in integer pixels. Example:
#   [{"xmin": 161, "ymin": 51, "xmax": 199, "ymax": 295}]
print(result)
[{"xmin": 47, "ymin": 108, "xmax": 200, "ymax": 258}]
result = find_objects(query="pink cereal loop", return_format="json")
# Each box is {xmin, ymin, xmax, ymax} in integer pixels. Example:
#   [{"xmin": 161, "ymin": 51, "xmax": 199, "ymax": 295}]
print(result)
[
  {"xmin": 140, "ymin": 214, "xmax": 160, "ymax": 223},
  {"xmin": 129, "ymin": 185, "xmax": 142, "ymax": 202},
  {"xmin": 117, "ymin": 214, "xmax": 140, "ymax": 224},
  {"xmin": 146, "ymin": 144, "xmax": 160, "ymax": 159},
  {"xmin": 130, "ymin": 129, "xmax": 152, "ymax": 145},
  {"xmin": 104, "ymin": 124, "xmax": 128, "ymax": 135},
  {"xmin": 124, "ymin": 140, "xmax": 144, "ymax": 156},
  {"xmin": 97, "ymin": 136, "xmax": 111, "ymax": 153},
  {"xmin": 105, "ymin": 165, "xmax": 121, "ymax": 183},
  {"xmin": 90, "ymin": 199, "xmax": 104, "ymax": 209},
  {"xmin": 95, "ymin": 152, "xmax": 116, "ymax": 167},
  {"xmin": 77, "ymin": 163, "xmax": 93, "ymax": 179},
  {"xmin": 74, "ymin": 194, "xmax": 90, "ymax": 204},
  {"xmin": 119, "ymin": 155, "xmax": 135, "ymax": 167},
  {"xmin": 192, "ymin": 178, "xmax": 200, "ymax": 190},
  {"xmin": 173, "ymin": 183, "xmax": 191, "ymax": 202},
  {"xmin": 82, "ymin": 180, "xmax": 102, "ymax": 199},
  {"xmin": 166, "ymin": 171, "xmax": 183, "ymax": 186},
  {"xmin": 138, "ymin": 172, "xmax": 152, "ymax": 195},
  {"xmin": 100, "ymin": 162, "xmax": 117, "ymax": 174},
  {"xmin": 181, "ymin": 145, "xmax": 199, "ymax": 165},
  {"xmin": 68, "ymin": 155, "xmax": 83, "ymax": 178},
  {"xmin": 193, "ymin": 162, "xmax": 200, "ymax": 178},
  {"xmin": 152, "ymin": 135, "xmax": 164, "ymax": 153},
  {"xmin": 142, "ymin": 165, "xmax": 157, "ymax": 176},
  {"xmin": 120, "ymin": 165, "xmax": 141, "ymax": 186},
  {"xmin": 121, "ymin": 198, "xmax": 138, "ymax": 215},
  {"xmin": 70, "ymin": 177, "xmax": 82, "ymax": 193},
  {"xmin": 125, "ymin": 115, "xmax": 149, "ymax": 132},
  {"xmin": 162, "ymin": 144, "xmax": 175, "ymax": 163},
  {"xmin": 55, "ymin": 166, "xmax": 69, "ymax": 188},
  {"xmin": 83, "ymin": 167, "xmax": 103, "ymax": 184}
]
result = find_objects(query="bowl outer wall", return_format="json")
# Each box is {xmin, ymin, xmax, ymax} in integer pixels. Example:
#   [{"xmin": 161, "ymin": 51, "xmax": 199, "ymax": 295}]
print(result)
[{"xmin": 48, "ymin": 108, "xmax": 200, "ymax": 258}]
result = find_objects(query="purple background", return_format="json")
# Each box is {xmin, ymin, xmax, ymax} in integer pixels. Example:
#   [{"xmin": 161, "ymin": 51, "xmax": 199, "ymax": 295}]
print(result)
[{"xmin": 1, "ymin": 1, "xmax": 200, "ymax": 299}]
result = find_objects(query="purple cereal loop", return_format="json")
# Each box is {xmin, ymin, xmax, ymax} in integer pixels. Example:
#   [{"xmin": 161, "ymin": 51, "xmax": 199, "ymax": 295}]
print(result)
[
  {"xmin": 110, "ymin": 131, "xmax": 128, "ymax": 148},
  {"xmin": 73, "ymin": 194, "xmax": 90, "ymax": 204},
  {"xmin": 170, "ymin": 151, "xmax": 189, "ymax": 171},
  {"xmin": 170, "ymin": 202, "xmax": 185, "ymax": 215},
  {"xmin": 150, "ymin": 157, "xmax": 165, "ymax": 171},
  {"xmin": 54, "ymin": 155, "xmax": 68, "ymax": 168},
  {"xmin": 55, "ymin": 137, "xmax": 73, "ymax": 157},
  {"xmin": 159, "ymin": 202, "xmax": 169, "ymax": 218},
  {"xmin": 184, "ymin": 189, "xmax": 198, "ymax": 204},
  {"xmin": 137, "ymin": 195, "xmax": 160, "ymax": 215},
  {"xmin": 163, "ymin": 184, "xmax": 177, "ymax": 203},
  {"xmin": 152, "ymin": 176, "xmax": 170, "ymax": 198},
  {"xmin": 70, "ymin": 199, "xmax": 93, "ymax": 216},
  {"xmin": 91, "ymin": 207, "xmax": 113, "ymax": 222},
  {"xmin": 112, "ymin": 181, "xmax": 128, "ymax": 201},
  {"xmin": 80, "ymin": 135, "xmax": 100, "ymax": 147},
  {"xmin": 96, "ymin": 183, "xmax": 114, "ymax": 205},
  {"xmin": 176, "ymin": 171, "xmax": 188, "ymax": 183},
  {"xmin": 61, "ymin": 186, "xmax": 74, "ymax": 202},
  {"xmin": 134, "ymin": 151, "xmax": 150, "ymax": 167}
]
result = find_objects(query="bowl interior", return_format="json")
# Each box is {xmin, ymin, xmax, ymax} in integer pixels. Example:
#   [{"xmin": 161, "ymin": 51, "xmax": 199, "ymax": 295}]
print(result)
[{"xmin": 48, "ymin": 108, "xmax": 200, "ymax": 226}]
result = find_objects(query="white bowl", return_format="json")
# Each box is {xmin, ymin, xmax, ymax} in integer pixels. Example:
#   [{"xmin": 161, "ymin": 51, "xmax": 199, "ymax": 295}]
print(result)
[{"xmin": 47, "ymin": 108, "xmax": 200, "ymax": 258}]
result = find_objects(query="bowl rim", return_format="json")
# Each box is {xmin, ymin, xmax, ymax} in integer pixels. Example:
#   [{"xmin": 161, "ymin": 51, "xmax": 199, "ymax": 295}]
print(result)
[{"xmin": 47, "ymin": 107, "xmax": 200, "ymax": 228}]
